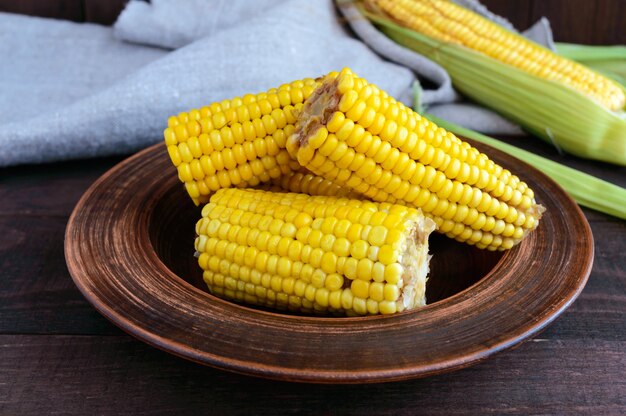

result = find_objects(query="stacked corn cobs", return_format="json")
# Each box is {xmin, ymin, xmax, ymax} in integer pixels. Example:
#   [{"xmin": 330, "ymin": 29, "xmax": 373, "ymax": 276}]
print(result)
[
  {"xmin": 361, "ymin": 0, "xmax": 626, "ymax": 166},
  {"xmin": 165, "ymin": 69, "xmax": 544, "ymax": 316}
]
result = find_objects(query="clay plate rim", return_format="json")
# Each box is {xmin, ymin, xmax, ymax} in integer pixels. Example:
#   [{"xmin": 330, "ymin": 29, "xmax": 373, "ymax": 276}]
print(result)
[{"xmin": 65, "ymin": 141, "xmax": 593, "ymax": 383}]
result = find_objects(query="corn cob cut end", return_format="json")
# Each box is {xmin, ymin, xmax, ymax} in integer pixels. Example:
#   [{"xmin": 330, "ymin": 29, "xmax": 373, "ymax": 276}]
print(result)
[
  {"xmin": 396, "ymin": 213, "xmax": 436, "ymax": 309},
  {"xmin": 289, "ymin": 68, "xmax": 545, "ymax": 250},
  {"xmin": 195, "ymin": 188, "xmax": 436, "ymax": 316},
  {"xmin": 287, "ymin": 73, "xmax": 342, "ymax": 157}
]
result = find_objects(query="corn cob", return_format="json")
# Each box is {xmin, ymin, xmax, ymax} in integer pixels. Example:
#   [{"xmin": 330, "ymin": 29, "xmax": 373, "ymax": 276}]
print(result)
[
  {"xmin": 287, "ymin": 68, "xmax": 544, "ymax": 251},
  {"xmin": 165, "ymin": 77, "xmax": 336, "ymax": 205},
  {"xmin": 195, "ymin": 188, "xmax": 436, "ymax": 315},
  {"xmin": 368, "ymin": 0, "xmax": 625, "ymax": 112}
]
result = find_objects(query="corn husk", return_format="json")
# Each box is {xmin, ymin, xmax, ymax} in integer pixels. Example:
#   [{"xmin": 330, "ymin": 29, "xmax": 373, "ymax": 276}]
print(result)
[{"xmin": 358, "ymin": 4, "xmax": 626, "ymax": 166}]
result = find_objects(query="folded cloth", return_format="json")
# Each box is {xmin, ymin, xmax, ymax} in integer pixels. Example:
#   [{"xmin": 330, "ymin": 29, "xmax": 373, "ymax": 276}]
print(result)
[
  {"xmin": 0, "ymin": 13, "xmax": 165, "ymax": 125},
  {"xmin": 113, "ymin": 0, "xmax": 287, "ymax": 49},
  {"xmin": 0, "ymin": 0, "xmax": 554, "ymax": 167}
]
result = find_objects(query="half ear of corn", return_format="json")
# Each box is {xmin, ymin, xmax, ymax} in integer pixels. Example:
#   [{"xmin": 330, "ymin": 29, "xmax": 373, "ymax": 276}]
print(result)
[
  {"xmin": 358, "ymin": 0, "xmax": 626, "ymax": 166},
  {"xmin": 195, "ymin": 188, "xmax": 436, "ymax": 315},
  {"xmin": 165, "ymin": 77, "xmax": 345, "ymax": 205},
  {"xmin": 287, "ymin": 68, "xmax": 544, "ymax": 250}
]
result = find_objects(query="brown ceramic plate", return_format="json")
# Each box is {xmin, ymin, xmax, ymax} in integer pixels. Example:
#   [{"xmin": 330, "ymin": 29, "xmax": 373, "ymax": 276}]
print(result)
[{"xmin": 65, "ymin": 141, "xmax": 593, "ymax": 383}]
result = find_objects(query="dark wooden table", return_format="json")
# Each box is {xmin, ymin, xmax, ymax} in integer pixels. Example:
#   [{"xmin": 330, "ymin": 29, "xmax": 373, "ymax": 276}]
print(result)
[
  {"xmin": 1, "ymin": 0, "xmax": 626, "ymax": 412},
  {"xmin": 1, "ymin": 134, "xmax": 624, "ymax": 415}
]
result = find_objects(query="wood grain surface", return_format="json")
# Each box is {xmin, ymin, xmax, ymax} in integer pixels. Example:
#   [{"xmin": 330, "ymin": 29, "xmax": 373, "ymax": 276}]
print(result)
[
  {"xmin": 1, "ymin": 335, "xmax": 624, "ymax": 415},
  {"xmin": 62, "ymin": 141, "xmax": 592, "ymax": 383},
  {"xmin": 529, "ymin": 0, "xmax": 626, "ymax": 45}
]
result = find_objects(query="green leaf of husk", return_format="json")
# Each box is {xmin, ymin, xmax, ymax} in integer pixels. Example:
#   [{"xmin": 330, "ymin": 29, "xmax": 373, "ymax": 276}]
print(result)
[
  {"xmin": 427, "ymin": 115, "xmax": 626, "ymax": 220},
  {"xmin": 556, "ymin": 43, "xmax": 626, "ymax": 62},
  {"xmin": 360, "ymin": 7, "xmax": 626, "ymax": 166}
]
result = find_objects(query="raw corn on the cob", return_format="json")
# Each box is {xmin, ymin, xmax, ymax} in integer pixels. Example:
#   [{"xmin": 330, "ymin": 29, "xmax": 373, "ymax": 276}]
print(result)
[
  {"xmin": 287, "ymin": 68, "xmax": 544, "ymax": 251},
  {"xmin": 369, "ymin": 0, "xmax": 625, "ymax": 111},
  {"xmin": 359, "ymin": 0, "xmax": 626, "ymax": 165},
  {"xmin": 165, "ymin": 77, "xmax": 345, "ymax": 205},
  {"xmin": 195, "ymin": 188, "xmax": 436, "ymax": 315}
]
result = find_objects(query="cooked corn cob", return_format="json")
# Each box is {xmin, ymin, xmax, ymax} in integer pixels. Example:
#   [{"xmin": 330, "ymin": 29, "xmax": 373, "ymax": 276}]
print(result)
[
  {"xmin": 369, "ymin": 0, "xmax": 625, "ymax": 111},
  {"xmin": 195, "ymin": 188, "xmax": 435, "ymax": 315},
  {"xmin": 165, "ymin": 77, "xmax": 335, "ymax": 205},
  {"xmin": 287, "ymin": 68, "xmax": 544, "ymax": 250}
]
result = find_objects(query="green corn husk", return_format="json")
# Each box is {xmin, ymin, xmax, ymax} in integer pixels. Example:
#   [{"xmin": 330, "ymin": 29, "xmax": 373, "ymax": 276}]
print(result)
[
  {"xmin": 358, "ymin": 4, "xmax": 626, "ymax": 166},
  {"xmin": 425, "ymin": 115, "xmax": 626, "ymax": 220},
  {"xmin": 556, "ymin": 43, "xmax": 626, "ymax": 87}
]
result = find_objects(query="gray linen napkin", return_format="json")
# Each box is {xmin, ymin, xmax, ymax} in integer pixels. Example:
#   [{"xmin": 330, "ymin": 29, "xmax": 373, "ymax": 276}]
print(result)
[
  {"xmin": 0, "ymin": 0, "xmax": 554, "ymax": 167},
  {"xmin": 113, "ymin": 0, "xmax": 287, "ymax": 49},
  {"xmin": 0, "ymin": 13, "xmax": 166, "ymax": 125}
]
